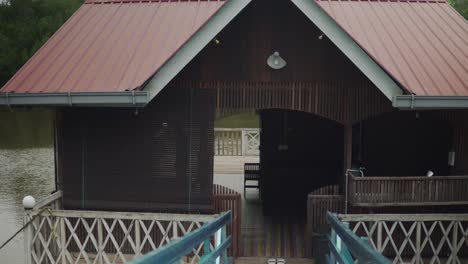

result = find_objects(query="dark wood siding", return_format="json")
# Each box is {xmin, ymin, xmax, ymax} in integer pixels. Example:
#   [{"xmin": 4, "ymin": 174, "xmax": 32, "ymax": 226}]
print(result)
[
  {"xmin": 57, "ymin": 86, "xmax": 216, "ymax": 213},
  {"xmin": 171, "ymin": 0, "xmax": 393, "ymax": 124}
]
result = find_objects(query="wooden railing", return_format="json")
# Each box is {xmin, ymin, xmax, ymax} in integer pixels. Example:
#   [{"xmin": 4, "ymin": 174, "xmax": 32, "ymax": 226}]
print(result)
[
  {"xmin": 213, "ymin": 184, "xmax": 242, "ymax": 257},
  {"xmin": 348, "ymin": 175, "xmax": 468, "ymax": 206},
  {"xmin": 32, "ymin": 190, "xmax": 62, "ymax": 210},
  {"xmin": 327, "ymin": 213, "xmax": 391, "ymax": 264},
  {"xmin": 132, "ymin": 211, "xmax": 232, "ymax": 264},
  {"xmin": 214, "ymin": 128, "xmax": 259, "ymax": 156},
  {"xmin": 24, "ymin": 192, "xmax": 220, "ymax": 264},
  {"xmin": 306, "ymin": 190, "xmax": 344, "ymax": 257},
  {"xmin": 340, "ymin": 214, "xmax": 468, "ymax": 264}
]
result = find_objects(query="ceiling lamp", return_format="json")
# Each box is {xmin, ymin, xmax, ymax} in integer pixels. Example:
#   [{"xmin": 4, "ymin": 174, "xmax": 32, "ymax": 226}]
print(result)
[{"xmin": 267, "ymin": 51, "xmax": 287, "ymax": 70}]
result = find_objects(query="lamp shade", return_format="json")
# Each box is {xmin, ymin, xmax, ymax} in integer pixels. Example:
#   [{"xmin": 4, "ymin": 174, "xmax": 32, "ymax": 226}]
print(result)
[{"xmin": 267, "ymin": 52, "xmax": 287, "ymax": 70}]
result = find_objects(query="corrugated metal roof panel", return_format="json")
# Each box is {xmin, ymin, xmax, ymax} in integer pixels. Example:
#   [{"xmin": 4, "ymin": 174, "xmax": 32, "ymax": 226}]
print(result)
[
  {"xmin": 316, "ymin": 0, "xmax": 468, "ymax": 96},
  {"xmin": 1, "ymin": 0, "xmax": 226, "ymax": 94}
]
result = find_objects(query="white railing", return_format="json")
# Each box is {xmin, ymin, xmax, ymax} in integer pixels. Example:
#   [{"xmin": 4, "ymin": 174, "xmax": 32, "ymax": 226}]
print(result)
[
  {"xmin": 24, "ymin": 193, "xmax": 217, "ymax": 264},
  {"xmin": 340, "ymin": 214, "xmax": 468, "ymax": 264},
  {"xmin": 214, "ymin": 128, "xmax": 259, "ymax": 156}
]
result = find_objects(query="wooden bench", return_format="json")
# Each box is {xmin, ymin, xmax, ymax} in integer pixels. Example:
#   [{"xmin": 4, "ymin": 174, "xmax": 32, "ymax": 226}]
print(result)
[{"xmin": 244, "ymin": 163, "xmax": 260, "ymax": 197}]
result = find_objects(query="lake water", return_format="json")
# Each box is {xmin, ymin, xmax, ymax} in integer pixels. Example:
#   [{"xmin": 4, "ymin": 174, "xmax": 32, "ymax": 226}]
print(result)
[{"xmin": 0, "ymin": 110, "xmax": 54, "ymax": 263}]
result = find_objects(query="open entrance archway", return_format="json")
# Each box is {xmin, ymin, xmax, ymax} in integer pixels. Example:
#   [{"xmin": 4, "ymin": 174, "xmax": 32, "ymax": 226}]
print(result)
[
  {"xmin": 229, "ymin": 109, "xmax": 344, "ymax": 258},
  {"xmin": 258, "ymin": 109, "xmax": 344, "ymax": 213}
]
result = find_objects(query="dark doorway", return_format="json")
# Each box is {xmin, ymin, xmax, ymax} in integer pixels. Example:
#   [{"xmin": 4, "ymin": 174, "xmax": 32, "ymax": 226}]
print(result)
[
  {"xmin": 356, "ymin": 112, "xmax": 453, "ymax": 176},
  {"xmin": 259, "ymin": 109, "xmax": 344, "ymax": 214}
]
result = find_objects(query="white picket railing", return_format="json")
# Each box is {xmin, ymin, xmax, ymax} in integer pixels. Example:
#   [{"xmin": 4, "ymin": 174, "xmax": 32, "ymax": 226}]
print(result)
[
  {"xmin": 24, "ymin": 192, "xmax": 217, "ymax": 264},
  {"xmin": 340, "ymin": 214, "xmax": 468, "ymax": 264},
  {"xmin": 214, "ymin": 128, "xmax": 259, "ymax": 156}
]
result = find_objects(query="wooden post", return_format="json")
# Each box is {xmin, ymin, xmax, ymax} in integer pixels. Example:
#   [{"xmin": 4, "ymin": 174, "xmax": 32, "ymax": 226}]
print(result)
[
  {"xmin": 377, "ymin": 221, "xmax": 382, "ymax": 252},
  {"xmin": 241, "ymin": 129, "xmax": 247, "ymax": 156},
  {"xmin": 24, "ymin": 212, "xmax": 32, "ymax": 264},
  {"xmin": 343, "ymin": 124, "xmax": 353, "ymax": 172},
  {"xmin": 343, "ymin": 123, "xmax": 352, "ymax": 201},
  {"xmin": 60, "ymin": 217, "xmax": 67, "ymax": 264},
  {"xmin": 415, "ymin": 221, "xmax": 421, "ymax": 264},
  {"xmin": 451, "ymin": 222, "xmax": 458, "ymax": 264},
  {"xmin": 135, "ymin": 220, "xmax": 141, "ymax": 257}
]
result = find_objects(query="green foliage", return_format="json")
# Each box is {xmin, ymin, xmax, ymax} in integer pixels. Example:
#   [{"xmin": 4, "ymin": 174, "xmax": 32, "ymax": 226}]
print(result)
[
  {"xmin": 0, "ymin": 109, "xmax": 54, "ymax": 148},
  {"xmin": 0, "ymin": 0, "xmax": 82, "ymax": 86},
  {"xmin": 215, "ymin": 112, "xmax": 260, "ymax": 128},
  {"xmin": 449, "ymin": 0, "xmax": 468, "ymax": 19}
]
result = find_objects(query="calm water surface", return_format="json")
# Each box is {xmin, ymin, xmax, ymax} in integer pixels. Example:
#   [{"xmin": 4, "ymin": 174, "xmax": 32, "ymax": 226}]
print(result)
[
  {"xmin": 0, "ymin": 149, "xmax": 54, "ymax": 263},
  {"xmin": 0, "ymin": 110, "xmax": 54, "ymax": 263}
]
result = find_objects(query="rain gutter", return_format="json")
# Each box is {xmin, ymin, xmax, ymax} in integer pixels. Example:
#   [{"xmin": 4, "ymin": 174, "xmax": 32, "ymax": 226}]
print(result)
[
  {"xmin": 0, "ymin": 91, "xmax": 149, "ymax": 107},
  {"xmin": 393, "ymin": 95, "xmax": 468, "ymax": 110}
]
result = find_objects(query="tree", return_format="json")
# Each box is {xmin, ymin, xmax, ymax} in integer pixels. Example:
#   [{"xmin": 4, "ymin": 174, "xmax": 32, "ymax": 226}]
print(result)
[
  {"xmin": 449, "ymin": 0, "xmax": 468, "ymax": 19},
  {"xmin": 0, "ymin": 0, "xmax": 82, "ymax": 87}
]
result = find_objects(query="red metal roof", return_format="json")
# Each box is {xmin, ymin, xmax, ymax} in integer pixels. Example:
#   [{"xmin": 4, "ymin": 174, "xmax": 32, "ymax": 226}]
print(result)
[
  {"xmin": 1, "ymin": 0, "xmax": 225, "ymax": 93},
  {"xmin": 316, "ymin": 0, "xmax": 468, "ymax": 96}
]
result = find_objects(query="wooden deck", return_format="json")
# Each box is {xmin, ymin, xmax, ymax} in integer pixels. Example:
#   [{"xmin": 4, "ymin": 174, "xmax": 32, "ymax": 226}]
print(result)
[
  {"xmin": 235, "ymin": 257, "xmax": 314, "ymax": 264},
  {"xmin": 214, "ymin": 156, "xmax": 259, "ymax": 174}
]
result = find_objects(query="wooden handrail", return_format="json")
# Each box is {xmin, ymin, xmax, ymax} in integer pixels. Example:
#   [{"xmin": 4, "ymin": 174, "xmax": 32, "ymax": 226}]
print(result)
[
  {"xmin": 327, "ymin": 212, "xmax": 391, "ymax": 264},
  {"xmin": 29, "ymin": 209, "xmax": 216, "ymax": 222},
  {"xmin": 33, "ymin": 191, "xmax": 62, "ymax": 210},
  {"xmin": 350, "ymin": 175, "xmax": 468, "ymax": 181},
  {"xmin": 132, "ymin": 211, "xmax": 232, "ymax": 264},
  {"xmin": 338, "ymin": 213, "xmax": 468, "ymax": 222},
  {"xmin": 348, "ymin": 175, "xmax": 468, "ymax": 206}
]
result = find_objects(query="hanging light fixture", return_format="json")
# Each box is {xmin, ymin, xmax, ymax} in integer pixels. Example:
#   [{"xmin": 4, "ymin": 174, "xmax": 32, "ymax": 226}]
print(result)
[{"xmin": 267, "ymin": 51, "xmax": 287, "ymax": 70}]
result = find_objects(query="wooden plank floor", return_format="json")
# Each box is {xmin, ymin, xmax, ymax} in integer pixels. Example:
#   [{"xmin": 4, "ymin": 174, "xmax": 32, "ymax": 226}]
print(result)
[
  {"xmin": 235, "ymin": 257, "xmax": 314, "ymax": 264},
  {"xmin": 214, "ymin": 156, "xmax": 259, "ymax": 174}
]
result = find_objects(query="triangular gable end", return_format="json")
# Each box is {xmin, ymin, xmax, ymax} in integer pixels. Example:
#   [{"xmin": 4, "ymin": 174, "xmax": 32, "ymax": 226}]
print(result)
[
  {"xmin": 292, "ymin": 0, "xmax": 468, "ymax": 110},
  {"xmin": 290, "ymin": 0, "xmax": 403, "ymax": 101},
  {"xmin": 144, "ymin": 0, "xmax": 252, "ymax": 101}
]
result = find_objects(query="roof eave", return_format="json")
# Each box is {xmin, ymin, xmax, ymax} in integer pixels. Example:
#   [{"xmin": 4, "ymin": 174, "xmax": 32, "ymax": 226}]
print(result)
[
  {"xmin": 0, "ymin": 91, "xmax": 149, "ymax": 107},
  {"xmin": 393, "ymin": 95, "xmax": 468, "ymax": 110},
  {"xmin": 290, "ymin": 0, "xmax": 403, "ymax": 101},
  {"xmin": 143, "ymin": 0, "xmax": 252, "ymax": 100}
]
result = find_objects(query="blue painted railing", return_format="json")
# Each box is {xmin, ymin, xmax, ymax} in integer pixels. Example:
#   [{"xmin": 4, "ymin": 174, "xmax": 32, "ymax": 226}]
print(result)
[
  {"xmin": 327, "ymin": 212, "xmax": 391, "ymax": 264},
  {"xmin": 132, "ymin": 211, "xmax": 232, "ymax": 264}
]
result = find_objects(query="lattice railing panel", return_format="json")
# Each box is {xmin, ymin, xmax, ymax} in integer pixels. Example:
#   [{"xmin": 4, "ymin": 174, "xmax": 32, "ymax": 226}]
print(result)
[
  {"xmin": 25, "ymin": 210, "xmax": 216, "ymax": 264},
  {"xmin": 341, "ymin": 214, "xmax": 468, "ymax": 264},
  {"xmin": 245, "ymin": 130, "xmax": 260, "ymax": 155}
]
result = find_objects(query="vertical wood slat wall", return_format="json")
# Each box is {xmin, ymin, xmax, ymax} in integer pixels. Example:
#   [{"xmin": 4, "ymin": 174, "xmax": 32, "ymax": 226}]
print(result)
[
  {"xmin": 169, "ymin": 80, "xmax": 393, "ymax": 125},
  {"xmin": 57, "ymin": 86, "xmax": 216, "ymax": 213}
]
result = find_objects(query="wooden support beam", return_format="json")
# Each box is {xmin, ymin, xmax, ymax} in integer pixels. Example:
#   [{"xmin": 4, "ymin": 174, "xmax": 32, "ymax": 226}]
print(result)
[
  {"xmin": 342, "ymin": 124, "xmax": 353, "ymax": 192},
  {"xmin": 343, "ymin": 124, "xmax": 353, "ymax": 172}
]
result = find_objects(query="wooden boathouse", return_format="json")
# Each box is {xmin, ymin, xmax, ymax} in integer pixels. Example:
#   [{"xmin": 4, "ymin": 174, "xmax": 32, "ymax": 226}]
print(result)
[{"xmin": 0, "ymin": 0, "xmax": 467, "ymax": 263}]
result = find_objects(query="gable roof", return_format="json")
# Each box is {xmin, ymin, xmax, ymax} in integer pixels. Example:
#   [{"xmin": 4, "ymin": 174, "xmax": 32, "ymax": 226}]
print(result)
[
  {"xmin": 315, "ymin": 0, "xmax": 468, "ymax": 97},
  {"xmin": 2, "ymin": 0, "xmax": 225, "ymax": 94},
  {"xmin": 0, "ymin": 0, "xmax": 466, "ymax": 109}
]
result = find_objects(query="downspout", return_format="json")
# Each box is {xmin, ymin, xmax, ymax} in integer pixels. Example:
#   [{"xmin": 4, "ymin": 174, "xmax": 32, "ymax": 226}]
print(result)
[
  {"xmin": 410, "ymin": 94, "xmax": 415, "ymax": 110},
  {"xmin": 5, "ymin": 92, "xmax": 12, "ymax": 111},
  {"xmin": 68, "ymin": 92, "xmax": 72, "ymax": 106}
]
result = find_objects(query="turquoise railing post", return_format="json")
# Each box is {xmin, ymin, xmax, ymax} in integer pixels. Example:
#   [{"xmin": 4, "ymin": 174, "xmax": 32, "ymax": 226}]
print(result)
[
  {"xmin": 131, "ymin": 211, "xmax": 232, "ymax": 264},
  {"xmin": 326, "ymin": 212, "xmax": 391, "ymax": 264},
  {"xmin": 339, "ymin": 222, "xmax": 354, "ymax": 262}
]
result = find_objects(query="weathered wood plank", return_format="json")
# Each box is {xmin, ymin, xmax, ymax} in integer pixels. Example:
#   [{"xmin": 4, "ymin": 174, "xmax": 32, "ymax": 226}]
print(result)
[
  {"xmin": 348, "ymin": 175, "xmax": 468, "ymax": 206},
  {"xmin": 338, "ymin": 214, "xmax": 468, "ymax": 222}
]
